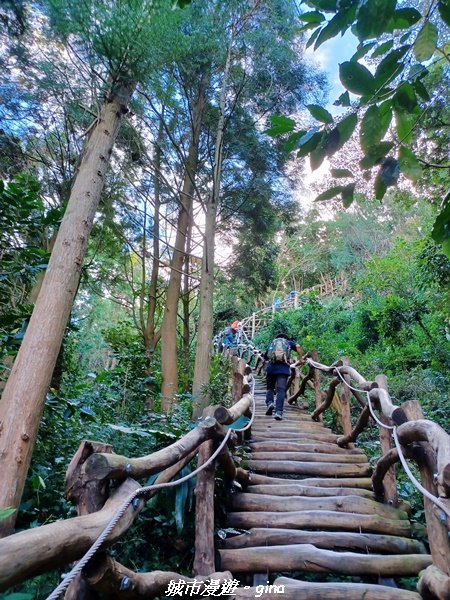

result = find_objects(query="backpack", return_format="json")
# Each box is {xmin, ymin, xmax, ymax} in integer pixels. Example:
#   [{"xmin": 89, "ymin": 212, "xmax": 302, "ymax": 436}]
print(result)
[{"xmin": 268, "ymin": 338, "xmax": 291, "ymax": 364}]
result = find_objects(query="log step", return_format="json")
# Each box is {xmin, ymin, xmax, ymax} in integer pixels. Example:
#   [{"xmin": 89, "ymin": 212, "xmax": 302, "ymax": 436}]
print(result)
[
  {"xmin": 247, "ymin": 474, "xmax": 374, "ymax": 489},
  {"xmin": 231, "ymin": 493, "xmax": 408, "ymax": 520},
  {"xmin": 249, "ymin": 451, "xmax": 368, "ymax": 463},
  {"xmin": 249, "ymin": 431, "xmax": 340, "ymax": 442},
  {"xmin": 248, "ymin": 441, "xmax": 366, "ymax": 455},
  {"xmin": 218, "ymin": 544, "xmax": 431, "ymax": 576},
  {"xmin": 223, "ymin": 527, "xmax": 427, "ymax": 554},
  {"xmin": 245, "ymin": 460, "xmax": 372, "ymax": 478},
  {"xmin": 246, "ymin": 484, "xmax": 374, "ymax": 498},
  {"xmin": 226, "ymin": 577, "xmax": 421, "ymax": 599},
  {"xmin": 227, "ymin": 510, "xmax": 411, "ymax": 536}
]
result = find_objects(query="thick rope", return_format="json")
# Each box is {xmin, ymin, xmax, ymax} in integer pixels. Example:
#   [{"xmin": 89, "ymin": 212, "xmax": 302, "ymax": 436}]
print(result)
[
  {"xmin": 306, "ymin": 357, "xmax": 450, "ymax": 520},
  {"xmin": 46, "ymin": 375, "xmax": 256, "ymax": 600}
]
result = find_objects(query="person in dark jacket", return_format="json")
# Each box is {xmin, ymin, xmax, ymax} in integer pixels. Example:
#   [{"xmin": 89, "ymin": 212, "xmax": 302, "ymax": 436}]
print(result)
[{"xmin": 265, "ymin": 333, "xmax": 303, "ymax": 420}]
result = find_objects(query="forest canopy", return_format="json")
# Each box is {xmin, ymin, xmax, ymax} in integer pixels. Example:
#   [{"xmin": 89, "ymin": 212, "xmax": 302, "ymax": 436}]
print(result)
[{"xmin": 0, "ymin": 0, "xmax": 449, "ymax": 596}]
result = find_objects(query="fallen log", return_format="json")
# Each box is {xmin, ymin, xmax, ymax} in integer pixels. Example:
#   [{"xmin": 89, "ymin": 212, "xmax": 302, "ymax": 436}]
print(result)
[
  {"xmin": 245, "ymin": 459, "xmax": 372, "ymax": 478},
  {"xmin": 83, "ymin": 417, "xmax": 222, "ymax": 481},
  {"xmin": 250, "ymin": 451, "xmax": 367, "ymax": 464},
  {"xmin": 218, "ymin": 543, "xmax": 431, "ymax": 575},
  {"xmin": 227, "ymin": 510, "xmax": 411, "ymax": 536},
  {"xmin": 231, "ymin": 493, "xmax": 407, "ymax": 520},
  {"xmin": 86, "ymin": 555, "xmax": 232, "ymax": 599},
  {"xmin": 247, "ymin": 474, "xmax": 373, "ymax": 489},
  {"xmin": 418, "ymin": 564, "xmax": 450, "ymax": 600},
  {"xmin": 223, "ymin": 527, "xmax": 427, "ymax": 554}
]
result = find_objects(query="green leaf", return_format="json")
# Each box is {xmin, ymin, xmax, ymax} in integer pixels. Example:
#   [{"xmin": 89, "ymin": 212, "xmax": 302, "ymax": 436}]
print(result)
[
  {"xmin": 432, "ymin": 194, "xmax": 450, "ymax": 257},
  {"xmin": 310, "ymin": 133, "xmax": 329, "ymax": 170},
  {"xmin": 374, "ymin": 46, "xmax": 409, "ymax": 87},
  {"xmin": 438, "ymin": 1, "xmax": 450, "ymax": 27},
  {"xmin": 297, "ymin": 130, "xmax": 322, "ymax": 157},
  {"xmin": 394, "ymin": 82, "xmax": 418, "ymax": 112},
  {"xmin": 315, "ymin": 186, "xmax": 345, "ymax": 201},
  {"xmin": 414, "ymin": 22, "xmax": 438, "ymax": 61},
  {"xmin": 284, "ymin": 131, "xmax": 306, "ymax": 153},
  {"xmin": 351, "ymin": 41, "xmax": 377, "ymax": 61},
  {"xmin": 371, "ymin": 40, "xmax": 394, "ymax": 58},
  {"xmin": 0, "ymin": 507, "xmax": 16, "ymax": 520},
  {"xmin": 394, "ymin": 109, "xmax": 415, "ymax": 143},
  {"xmin": 339, "ymin": 61, "xmax": 376, "ymax": 95},
  {"xmin": 333, "ymin": 91, "xmax": 351, "ymax": 107},
  {"xmin": 360, "ymin": 104, "xmax": 392, "ymax": 153},
  {"xmin": 380, "ymin": 157, "xmax": 400, "ymax": 186},
  {"xmin": 306, "ymin": 104, "xmax": 333, "ymax": 124},
  {"xmin": 356, "ymin": 0, "xmax": 396, "ymax": 40},
  {"xmin": 306, "ymin": 27, "xmax": 322, "ymax": 49},
  {"xmin": 374, "ymin": 169, "xmax": 388, "ymax": 199},
  {"xmin": 398, "ymin": 146, "xmax": 422, "ymax": 181},
  {"xmin": 2, "ymin": 594, "xmax": 34, "ymax": 600},
  {"xmin": 265, "ymin": 115, "xmax": 296, "ymax": 137},
  {"xmin": 334, "ymin": 112, "xmax": 358, "ymax": 148},
  {"xmin": 175, "ymin": 476, "xmax": 189, "ymax": 534},
  {"xmin": 331, "ymin": 168, "xmax": 353, "ymax": 177},
  {"xmin": 414, "ymin": 79, "xmax": 431, "ymax": 102},
  {"xmin": 360, "ymin": 141, "xmax": 395, "ymax": 169},
  {"xmin": 314, "ymin": 5, "xmax": 357, "ymax": 49},
  {"xmin": 388, "ymin": 7, "xmax": 421, "ymax": 30},
  {"xmin": 305, "ymin": 0, "xmax": 338, "ymax": 11},
  {"xmin": 300, "ymin": 11, "xmax": 325, "ymax": 23},
  {"xmin": 342, "ymin": 183, "xmax": 356, "ymax": 208}
]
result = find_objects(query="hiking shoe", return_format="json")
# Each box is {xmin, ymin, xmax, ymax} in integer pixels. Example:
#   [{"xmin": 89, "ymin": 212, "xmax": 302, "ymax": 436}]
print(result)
[
  {"xmin": 274, "ymin": 411, "xmax": 283, "ymax": 421},
  {"xmin": 265, "ymin": 403, "xmax": 275, "ymax": 416}
]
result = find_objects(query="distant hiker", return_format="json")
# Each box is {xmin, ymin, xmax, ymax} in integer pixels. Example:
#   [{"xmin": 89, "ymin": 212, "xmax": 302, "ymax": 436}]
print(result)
[
  {"xmin": 265, "ymin": 333, "xmax": 303, "ymax": 420},
  {"xmin": 223, "ymin": 321, "xmax": 240, "ymax": 349}
]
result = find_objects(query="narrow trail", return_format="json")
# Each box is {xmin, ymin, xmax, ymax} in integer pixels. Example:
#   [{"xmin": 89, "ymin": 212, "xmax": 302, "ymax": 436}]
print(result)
[{"xmin": 217, "ymin": 377, "xmax": 430, "ymax": 599}]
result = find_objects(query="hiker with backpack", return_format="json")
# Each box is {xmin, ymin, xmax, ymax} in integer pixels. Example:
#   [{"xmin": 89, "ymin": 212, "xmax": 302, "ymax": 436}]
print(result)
[{"xmin": 265, "ymin": 333, "xmax": 303, "ymax": 420}]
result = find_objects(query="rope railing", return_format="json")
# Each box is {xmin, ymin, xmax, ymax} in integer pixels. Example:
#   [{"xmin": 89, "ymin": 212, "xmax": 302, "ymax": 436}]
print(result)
[
  {"xmin": 0, "ymin": 358, "xmax": 256, "ymax": 598},
  {"xmin": 228, "ymin": 331, "xmax": 450, "ymax": 586}
]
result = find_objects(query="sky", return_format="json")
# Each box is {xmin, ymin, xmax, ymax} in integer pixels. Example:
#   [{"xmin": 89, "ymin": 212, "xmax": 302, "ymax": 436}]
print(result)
[{"xmin": 301, "ymin": 30, "xmax": 359, "ymax": 206}]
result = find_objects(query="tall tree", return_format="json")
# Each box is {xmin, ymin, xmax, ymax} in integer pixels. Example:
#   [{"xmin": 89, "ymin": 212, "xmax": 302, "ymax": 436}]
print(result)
[
  {"xmin": 0, "ymin": 0, "xmax": 183, "ymax": 532},
  {"xmin": 191, "ymin": 0, "xmax": 323, "ymax": 416}
]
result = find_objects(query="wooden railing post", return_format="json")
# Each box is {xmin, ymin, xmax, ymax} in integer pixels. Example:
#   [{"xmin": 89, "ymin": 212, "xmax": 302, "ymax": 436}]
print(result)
[
  {"xmin": 311, "ymin": 350, "xmax": 322, "ymax": 419},
  {"xmin": 193, "ymin": 439, "xmax": 216, "ymax": 576},
  {"xmin": 401, "ymin": 401, "xmax": 450, "ymax": 576},
  {"xmin": 251, "ymin": 312, "xmax": 256, "ymax": 338},
  {"xmin": 338, "ymin": 357, "xmax": 353, "ymax": 447},
  {"xmin": 64, "ymin": 440, "xmax": 113, "ymax": 600},
  {"xmin": 376, "ymin": 374, "xmax": 397, "ymax": 506}
]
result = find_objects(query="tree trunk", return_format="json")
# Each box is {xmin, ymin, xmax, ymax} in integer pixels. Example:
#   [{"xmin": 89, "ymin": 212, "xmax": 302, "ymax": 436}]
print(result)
[
  {"xmin": 160, "ymin": 75, "xmax": 208, "ymax": 412},
  {"xmin": 191, "ymin": 41, "xmax": 232, "ymax": 418},
  {"xmin": 0, "ymin": 82, "xmax": 134, "ymax": 534},
  {"xmin": 143, "ymin": 115, "xmax": 163, "ymax": 409}
]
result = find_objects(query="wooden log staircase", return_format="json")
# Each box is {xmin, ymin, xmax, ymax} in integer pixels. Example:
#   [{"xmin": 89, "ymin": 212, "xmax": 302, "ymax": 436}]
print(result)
[
  {"xmin": 1, "ymin": 349, "xmax": 449, "ymax": 599},
  {"xmin": 217, "ymin": 376, "xmax": 431, "ymax": 598}
]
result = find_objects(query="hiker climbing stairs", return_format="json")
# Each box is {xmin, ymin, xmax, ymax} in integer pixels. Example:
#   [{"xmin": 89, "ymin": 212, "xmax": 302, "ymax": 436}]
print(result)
[{"xmin": 217, "ymin": 377, "xmax": 431, "ymax": 599}]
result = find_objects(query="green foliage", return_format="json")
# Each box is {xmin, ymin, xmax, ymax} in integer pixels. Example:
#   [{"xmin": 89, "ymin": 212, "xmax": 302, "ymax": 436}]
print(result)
[
  {"xmin": 0, "ymin": 176, "xmax": 62, "ymax": 360},
  {"xmin": 269, "ymin": 0, "xmax": 450, "ymax": 253}
]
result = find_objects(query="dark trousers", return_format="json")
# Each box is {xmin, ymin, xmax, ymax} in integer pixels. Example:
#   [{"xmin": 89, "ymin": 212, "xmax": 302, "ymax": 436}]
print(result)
[{"xmin": 266, "ymin": 373, "xmax": 288, "ymax": 414}]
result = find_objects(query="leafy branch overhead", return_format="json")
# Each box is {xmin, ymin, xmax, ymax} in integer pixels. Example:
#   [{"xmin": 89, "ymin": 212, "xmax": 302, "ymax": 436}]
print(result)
[{"xmin": 266, "ymin": 0, "xmax": 450, "ymax": 255}]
